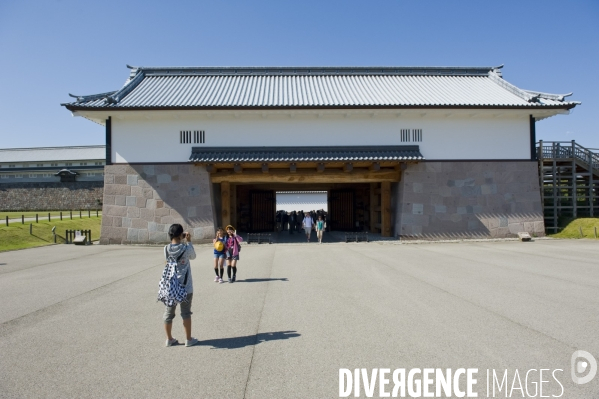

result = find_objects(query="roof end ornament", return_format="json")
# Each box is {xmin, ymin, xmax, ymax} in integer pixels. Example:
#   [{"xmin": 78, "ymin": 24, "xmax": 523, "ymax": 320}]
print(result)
[{"xmin": 492, "ymin": 64, "xmax": 504, "ymax": 78}]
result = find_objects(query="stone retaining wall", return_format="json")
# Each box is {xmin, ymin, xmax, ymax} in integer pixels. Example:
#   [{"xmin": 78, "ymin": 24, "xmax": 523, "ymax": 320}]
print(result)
[
  {"xmin": 395, "ymin": 161, "xmax": 545, "ymax": 239},
  {"xmin": 100, "ymin": 164, "xmax": 215, "ymax": 244},
  {"xmin": 0, "ymin": 182, "xmax": 103, "ymax": 211}
]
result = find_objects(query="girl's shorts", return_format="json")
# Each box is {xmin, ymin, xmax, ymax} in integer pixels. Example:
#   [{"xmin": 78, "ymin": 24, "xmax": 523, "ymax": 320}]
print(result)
[
  {"xmin": 226, "ymin": 255, "xmax": 240, "ymax": 261},
  {"xmin": 214, "ymin": 253, "xmax": 225, "ymax": 259}
]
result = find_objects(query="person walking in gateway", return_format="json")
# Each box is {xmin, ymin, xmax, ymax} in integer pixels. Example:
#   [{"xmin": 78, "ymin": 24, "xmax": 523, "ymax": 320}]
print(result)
[
  {"xmin": 163, "ymin": 224, "xmax": 198, "ymax": 347},
  {"xmin": 315, "ymin": 215, "xmax": 325, "ymax": 244},
  {"xmin": 302, "ymin": 212, "xmax": 314, "ymax": 242},
  {"xmin": 212, "ymin": 228, "xmax": 226, "ymax": 283},
  {"xmin": 225, "ymin": 225, "xmax": 243, "ymax": 283}
]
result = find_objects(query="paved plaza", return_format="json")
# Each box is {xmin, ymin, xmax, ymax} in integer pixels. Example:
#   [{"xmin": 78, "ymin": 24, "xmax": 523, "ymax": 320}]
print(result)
[{"xmin": 0, "ymin": 239, "xmax": 598, "ymax": 398}]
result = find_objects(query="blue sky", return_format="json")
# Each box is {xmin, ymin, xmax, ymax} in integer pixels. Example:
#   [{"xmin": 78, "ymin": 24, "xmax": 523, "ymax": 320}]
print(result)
[{"xmin": 0, "ymin": 0, "xmax": 597, "ymax": 149}]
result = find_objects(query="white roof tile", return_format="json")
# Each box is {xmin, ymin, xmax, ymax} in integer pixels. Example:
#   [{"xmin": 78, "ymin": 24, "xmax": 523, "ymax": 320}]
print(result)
[{"xmin": 64, "ymin": 66, "xmax": 579, "ymax": 110}]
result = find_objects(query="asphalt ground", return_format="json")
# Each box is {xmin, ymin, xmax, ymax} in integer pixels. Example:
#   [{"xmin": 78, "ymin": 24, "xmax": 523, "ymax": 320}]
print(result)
[{"xmin": 0, "ymin": 239, "xmax": 598, "ymax": 398}]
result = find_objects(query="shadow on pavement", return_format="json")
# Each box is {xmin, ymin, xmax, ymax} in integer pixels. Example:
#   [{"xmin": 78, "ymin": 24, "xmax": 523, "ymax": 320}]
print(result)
[
  {"xmin": 199, "ymin": 330, "xmax": 300, "ymax": 349},
  {"xmin": 236, "ymin": 278, "xmax": 288, "ymax": 283}
]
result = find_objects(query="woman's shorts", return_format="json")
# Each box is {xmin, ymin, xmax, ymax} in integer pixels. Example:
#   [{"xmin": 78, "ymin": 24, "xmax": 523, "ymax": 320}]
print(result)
[
  {"xmin": 163, "ymin": 293, "xmax": 193, "ymax": 323},
  {"xmin": 226, "ymin": 254, "xmax": 240, "ymax": 261},
  {"xmin": 214, "ymin": 253, "xmax": 225, "ymax": 259}
]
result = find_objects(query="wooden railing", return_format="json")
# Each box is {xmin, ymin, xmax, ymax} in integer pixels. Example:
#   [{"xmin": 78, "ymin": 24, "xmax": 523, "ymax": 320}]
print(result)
[{"xmin": 537, "ymin": 140, "xmax": 599, "ymax": 172}]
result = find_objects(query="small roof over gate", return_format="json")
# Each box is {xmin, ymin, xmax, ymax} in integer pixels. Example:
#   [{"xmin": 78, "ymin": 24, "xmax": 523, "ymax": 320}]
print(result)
[{"xmin": 189, "ymin": 146, "xmax": 423, "ymax": 163}]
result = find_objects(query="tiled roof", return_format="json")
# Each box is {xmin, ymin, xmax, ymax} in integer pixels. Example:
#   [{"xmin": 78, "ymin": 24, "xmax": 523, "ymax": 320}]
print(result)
[
  {"xmin": 0, "ymin": 146, "xmax": 106, "ymax": 163},
  {"xmin": 189, "ymin": 146, "xmax": 423, "ymax": 163},
  {"xmin": 63, "ymin": 66, "xmax": 579, "ymax": 110}
]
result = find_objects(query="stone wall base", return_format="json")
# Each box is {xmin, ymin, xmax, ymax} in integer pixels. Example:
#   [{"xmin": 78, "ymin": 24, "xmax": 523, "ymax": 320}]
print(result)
[
  {"xmin": 395, "ymin": 161, "xmax": 545, "ymax": 239},
  {"xmin": 0, "ymin": 182, "xmax": 103, "ymax": 211},
  {"xmin": 100, "ymin": 164, "xmax": 215, "ymax": 245}
]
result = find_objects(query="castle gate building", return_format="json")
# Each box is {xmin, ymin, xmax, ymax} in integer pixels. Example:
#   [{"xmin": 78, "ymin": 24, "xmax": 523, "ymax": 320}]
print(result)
[{"xmin": 62, "ymin": 65, "xmax": 578, "ymax": 243}]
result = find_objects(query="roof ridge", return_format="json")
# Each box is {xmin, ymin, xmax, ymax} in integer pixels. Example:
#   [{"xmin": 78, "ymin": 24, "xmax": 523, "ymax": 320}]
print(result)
[
  {"xmin": 128, "ymin": 65, "xmax": 499, "ymax": 77},
  {"xmin": 487, "ymin": 70, "xmax": 538, "ymax": 102}
]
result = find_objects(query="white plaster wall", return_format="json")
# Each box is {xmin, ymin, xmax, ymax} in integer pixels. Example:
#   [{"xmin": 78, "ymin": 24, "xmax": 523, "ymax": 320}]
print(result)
[{"xmin": 110, "ymin": 111, "xmax": 531, "ymax": 163}]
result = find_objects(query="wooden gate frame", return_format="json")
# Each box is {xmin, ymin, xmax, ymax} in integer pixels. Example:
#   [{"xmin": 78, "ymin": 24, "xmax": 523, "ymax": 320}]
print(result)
[{"xmin": 214, "ymin": 161, "xmax": 409, "ymax": 237}]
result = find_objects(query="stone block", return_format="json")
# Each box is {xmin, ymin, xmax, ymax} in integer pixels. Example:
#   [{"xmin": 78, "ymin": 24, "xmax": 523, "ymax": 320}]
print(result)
[
  {"xmin": 104, "ymin": 184, "xmax": 131, "ymax": 196},
  {"xmin": 155, "ymin": 207, "xmax": 170, "ymax": 217},
  {"xmin": 523, "ymin": 222, "xmax": 535, "ymax": 233},
  {"xmin": 468, "ymin": 219, "xmax": 481, "ymax": 231},
  {"xmin": 412, "ymin": 182, "xmax": 423, "ymax": 193},
  {"xmin": 126, "ymin": 196, "xmax": 136, "ymax": 206},
  {"xmin": 461, "ymin": 186, "xmax": 480, "ymax": 198},
  {"xmin": 156, "ymin": 200, "xmax": 164, "ymax": 208},
  {"xmin": 457, "ymin": 207, "xmax": 467, "ymax": 215},
  {"xmin": 115, "ymin": 175, "xmax": 127, "ymax": 185},
  {"xmin": 148, "ymin": 222, "xmax": 157, "ymax": 232},
  {"xmin": 103, "ymin": 195, "xmax": 116, "ymax": 205},
  {"xmin": 105, "ymin": 205, "xmax": 128, "ymax": 217},
  {"xmin": 187, "ymin": 207, "xmax": 197, "ymax": 217},
  {"xmin": 161, "ymin": 216, "xmax": 175, "ymax": 224},
  {"xmin": 146, "ymin": 199, "xmax": 156, "ymax": 209},
  {"xmin": 127, "ymin": 207, "xmax": 140, "ymax": 218},
  {"xmin": 127, "ymin": 175, "xmax": 138, "ymax": 186},
  {"xmin": 137, "ymin": 179, "xmax": 152, "ymax": 189},
  {"xmin": 412, "ymin": 203, "xmax": 424, "ymax": 215},
  {"xmin": 149, "ymin": 231, "xmax": 168, "ymax": 242},
  {"xmin": 450, "ymin": 214, "xmax": 462, "ymax": 222},
  {"xmin": 508, "ymin": 223, "xmax": 523, "ymax": 234},
  {"xmin": 132, "ymin": 219, "xmax": 148, "ymax": 229},
  {"xmin": 157, "ymin": 174, "xmax": 171, "ymax": 184},
  {"xmin": 140, "ymin": 208, "xmax": 154, "ymax": 221},
  {"xmin": 439, "ymin": 186, "xmax": 452, "ymax": 197},
  {"xmin": 499, "ymin": 216, "xmax": 508, "ymax": 227},
  {"xmin": 485, "ymin": 217, "xmax": 499, "ymax": 229},
  {"xmin": 143, "ymin": 165, "xmax": 155, "ymax": 176},
  {"xmin": 143, "ymin": 189, "xmax": 154, "ymax": 199},
  {"xmin": 102, "ymin": 216, "xmax": 114, "ymax": 227},
  {"xmin": 127, "ymin": 228, "xmax": 140, "ymax": 242},
  {"xmin": 136, "ymin": 197, "xmax": 147, "ymax": 208},
  {"xmin": 131, "ymin": 186, "xmax": 143, "ymax": 197},
  {"xmin": 158, "ymin": 223, "xmax": 169, "ymax": 232},
  {"xmin": 114, "ymin": 195, "xmax": 126, "ymax": 206},
  {"xmin": 137, "ymin": 230, "xmax": 149, "ymax": 242},
  {"xmin": 122, "ymin": 217, "xmax": 131, "ymax": 228},
  {"xmin": 192, "ymin": 227, "xmax": 205, "ymax": 239},
  {"xmin": 533, "ymin": 221, "xmax": 545, "ymax": 233},
  {"xmin": 481, "ymin": 184, "xmax": 498, "ymax": 195},
  {"xmin": 104, "ymin": 175, "xmax": 114, "ymax": 184},
  {"xmin": 463, "ymin": 178, "xmax": 475, "ymax": 187},
  {"xmin": 102, "ymin": 226, "xmax": 127, "ymax": 240}
]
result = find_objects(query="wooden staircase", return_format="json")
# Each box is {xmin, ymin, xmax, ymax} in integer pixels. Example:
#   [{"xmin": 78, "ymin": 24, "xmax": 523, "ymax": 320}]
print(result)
[{"xmin": 538, "ymin": 141, "xmax": 599, "ymax": 232}]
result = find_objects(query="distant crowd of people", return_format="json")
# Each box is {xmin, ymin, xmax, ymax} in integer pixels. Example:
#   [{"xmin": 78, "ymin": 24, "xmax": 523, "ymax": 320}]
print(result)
[{"xmin": 276, "ymin": 210, "xmax": 327, "ymax": 243}]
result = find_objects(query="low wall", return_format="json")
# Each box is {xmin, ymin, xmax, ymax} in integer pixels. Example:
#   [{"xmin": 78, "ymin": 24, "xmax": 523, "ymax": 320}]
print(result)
[
  {"xmin": 100, "ymin": 164, "xmax": 216, "ymax": 244},
  {"xmin": 395, "ymin": 161, "xmax": 545, "ymax": 239},
  {"xmin": 0, "ymin": 182, "xmax": 103, "ymax": 211}
]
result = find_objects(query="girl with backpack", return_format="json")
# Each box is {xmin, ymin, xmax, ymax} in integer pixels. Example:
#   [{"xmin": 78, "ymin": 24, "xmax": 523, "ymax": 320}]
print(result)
[
  {"xmin": 213, "ymin": 228, "xmax": 226, "ymax": 283},
  {"xmin": 162, "ymin": 224, "xmax": 198, "ymax": 347},
  {"xmin": 224, "ymin": 225, "xmax": 243, "ymax": 283}
]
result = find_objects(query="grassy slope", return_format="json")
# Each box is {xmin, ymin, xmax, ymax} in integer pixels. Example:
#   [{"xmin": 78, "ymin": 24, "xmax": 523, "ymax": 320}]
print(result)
[
  {"xmin": 0, "ymin": 217, "xmax": 102, "ymax": 252},
  {"xmin": 550, "ymin": 218, "xmax": 599, "ymax": 239}
]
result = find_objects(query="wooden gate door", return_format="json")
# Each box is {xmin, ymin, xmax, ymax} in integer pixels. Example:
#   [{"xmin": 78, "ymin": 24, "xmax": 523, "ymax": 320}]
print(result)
[
  {"xmin": 329, "ymin": 189, "xmax": 355, "ymax": 231},
  {"xmin": 250, "ymin": 190, "xmax": 275, "ymax": 232}
]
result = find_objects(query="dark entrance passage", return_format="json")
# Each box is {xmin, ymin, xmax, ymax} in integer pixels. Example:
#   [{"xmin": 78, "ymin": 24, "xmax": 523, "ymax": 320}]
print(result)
[
  {"xmin": 329, "ymin": 189, "xmax": 354, "ymax": 231},
  {"xmin": 233, "ymin": 183, "xmax": 376, "ymax": 234},
  {"xmin": 250, "ymin": 190, "xmax": 275, "ymax": 232}
]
